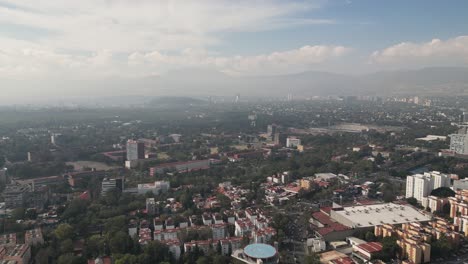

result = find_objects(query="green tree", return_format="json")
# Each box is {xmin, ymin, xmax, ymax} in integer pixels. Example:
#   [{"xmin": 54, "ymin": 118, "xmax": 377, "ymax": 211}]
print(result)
[
  {"xmin": 60, "ymin": 239, "xmax": 74, "ymax": 254},
  {"xmin": 55, "ymin": 223, "xmax": 74, "ymax": 241},
  {"xmin": 11, "ymin": 208, "xmax": 25, "ymax": 220},
  {"xmin": 304, "ymin": 253, "xmax": 320, "ymax": 264},
  {"xmin": 406, "ymin": 197, "xmax": 418, "ymax": 207},
  {"xmin": 430, "ymin": 187, "xmax": 455, "ymax": 198},
  {"xmin": 109, "ymin": 231, "xmax": 132, "ymax": 254}
]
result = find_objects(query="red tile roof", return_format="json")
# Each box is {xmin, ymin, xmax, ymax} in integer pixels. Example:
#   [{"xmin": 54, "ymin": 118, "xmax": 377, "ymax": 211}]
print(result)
[
  {"xmin": 312, "ymin": 212, "xmax": 350, "ymax": 236},
  {"xmin": 357, "ymin": 242, "xmax": 383, "ymax": 253},
  {"xmin": 331, "ymin": 257, "xmax": 356, "ymax": 264}
]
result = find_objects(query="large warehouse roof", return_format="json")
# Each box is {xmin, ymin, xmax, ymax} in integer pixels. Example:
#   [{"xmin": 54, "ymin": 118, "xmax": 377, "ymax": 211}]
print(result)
[{"xmin": 331, "ymin": 203, "xmax": 431, "ymax": 228}]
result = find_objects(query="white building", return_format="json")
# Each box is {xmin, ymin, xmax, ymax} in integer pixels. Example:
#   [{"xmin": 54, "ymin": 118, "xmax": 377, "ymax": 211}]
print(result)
[
  {"xmin": 286, "ymin": 137, "xmax": 301, "ymax": 148},
  {"xmin": 211, "ymin": 224, "xmax": 226, "ymax": 240},
  {"xmin": 137, "ymin": 181, "xmax": 170, "ymax": 195},
  {"xmin": 406, "ymin": 171, "xmax": 451, "ymax": 202},
  {"xmin": 307, "ymin": 237, "xmax": 326, "ymax": 253}
]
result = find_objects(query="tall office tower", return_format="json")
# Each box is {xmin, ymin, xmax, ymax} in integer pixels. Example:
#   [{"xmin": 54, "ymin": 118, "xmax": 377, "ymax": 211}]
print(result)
[{"xmin": 126, "ymin": 140, "xmax": 145, "ymax": 161}]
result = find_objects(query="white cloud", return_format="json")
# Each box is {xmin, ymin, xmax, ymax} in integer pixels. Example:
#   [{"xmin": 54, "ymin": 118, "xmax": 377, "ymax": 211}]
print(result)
[
  {"xmin": 370, "ymin": 36, "xmax": 468, "ymax": 65},
  {"xmin": 0, "ymin": 0, "xmax": 347, "ymax": 78},
  {"xmin": 128, "ymin": 45, "xmax": 351, "ymax": 76},
  {"xmin": 0, "ymin": 0, "xmax": 329, "ymax": 52}
]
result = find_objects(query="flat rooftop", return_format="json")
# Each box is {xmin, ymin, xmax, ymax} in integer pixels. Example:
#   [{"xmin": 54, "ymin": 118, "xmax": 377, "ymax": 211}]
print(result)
[{"xmin": 331, "ymin": 203, "xmax": 431, "ymax": 228}]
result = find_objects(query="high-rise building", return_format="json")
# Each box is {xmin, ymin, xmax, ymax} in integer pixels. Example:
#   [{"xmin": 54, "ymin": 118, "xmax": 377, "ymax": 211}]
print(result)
[
  {"xmin": 267, "ymin": 124, "xmax": 277, "ymax": 137},
  {"xmin": 126, "ymin": 140, "xmax": 145, "ymax": 161},
  {"xmin": 406, "ymin": 171, "xmax": 451, "ymax": 202},
  {"xmin": 0, "ymin": 167, "xmax": 9, "ymax": 185}
]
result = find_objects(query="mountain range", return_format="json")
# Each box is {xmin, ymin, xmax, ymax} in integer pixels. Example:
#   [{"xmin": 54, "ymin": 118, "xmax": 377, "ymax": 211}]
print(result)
[{"xmin": 1, "ymin": 67, "xmax": 467, "ymax": 105}]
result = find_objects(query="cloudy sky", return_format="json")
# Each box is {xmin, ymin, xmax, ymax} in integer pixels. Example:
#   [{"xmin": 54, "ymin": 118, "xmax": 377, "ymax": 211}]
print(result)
[{"xmin": 0, "ymin": 0, "xmax": 467, "ymax": 100}]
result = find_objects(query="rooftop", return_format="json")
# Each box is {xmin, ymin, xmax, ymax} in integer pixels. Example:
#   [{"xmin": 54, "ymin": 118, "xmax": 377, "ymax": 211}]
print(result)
[
  {"xmin": 357, "ymin": 242, "xmax": 383, "ymax": 253},
  {"xmin": 331, "ymin": 203, "xmax": 431, "ymax": 228}
]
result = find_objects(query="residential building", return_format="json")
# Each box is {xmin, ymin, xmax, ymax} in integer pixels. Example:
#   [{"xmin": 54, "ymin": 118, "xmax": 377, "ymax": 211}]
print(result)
[
  {"xmin": 453, "ymin": 178, "xmax": 468, "ymax": 190},
  {"xmin": 1, "ymin": 244, "xmax": 31, "ymax": 264},
  {"xmin": 449, "ymin": 190, "xmax": 468, "ymax": 236},
  {"xmin": 211, "ymin": 224, "xmax": 226, "ymax": 240},
  {"xmin": 3, "ymin": 183, "xmax": 31, "ymax": 208},
  {"xmin": 25, "ymin": 228, "xmax": 44, "ymax": 246},
  {"xmin": 406, "ymin": 172, "xmax": 450, "ymax": 202},
  {"xmin": 0, "ymin": 234, "xmax": 16, "ymax": 246}
]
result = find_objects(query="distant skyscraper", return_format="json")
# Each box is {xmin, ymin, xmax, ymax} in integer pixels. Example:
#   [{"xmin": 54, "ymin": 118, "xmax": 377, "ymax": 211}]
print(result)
[
  {"xmin": 267, "ymin": 124, "xmax": 277, "ymax": 137},
  {"xmin": 235, "ymin": 94, "xmax": 240, "ymax": 103},
  {"xmin": 126, "ymin": 140, "xmax": 145, "ymax": 161},
  {"xmin": 248, "ymin": 114, "xmax": 257, "ymax": 127}
]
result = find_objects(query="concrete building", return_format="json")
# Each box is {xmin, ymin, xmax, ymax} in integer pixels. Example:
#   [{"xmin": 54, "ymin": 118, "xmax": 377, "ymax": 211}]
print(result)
[
  {"xmin": 0, "ymin": 244, "xmax": 31, "ymax": 264},
  {"xmin": 352, "ymin": 242, "xmax": 382, "ymax": 262},
  {"xmin": 425, "ymin": 196, "xmax": 449, "ymax": 213},
  {"xmin": 126, "ymin": 140, "xmax": 145, "ymax": 161},
  {"xmin": 406, "ymin": 171, "xmax": 450, "ymax": 202},
  {"xmin": 149, "ymin": 160, "xmax": 211, "ymax": 176},
  {"xmin": 306, "ymin": 237, "xmax": 326, "ymax": 253},
  {"xmin": 286, "ymin": 137, "xmax": 301, "ymax": 148},
  {"xmin": 137, "ymin": 181, "xmax": 170, "ymax": 195},
  {"xmin": 211, "ymin": 224, "xmax": 226, "ymax": 240},
  {"xmin": 453, "ymin": 178, "xmax": 468, "ymax": 190},
  {"xmin": 25, "ymin": 228, "xmax": 44, "ymax": 246},
  {"xmin": 449, "ymin": 190, "xmax": 468, "ymax": 236},
  {"xmin": 450, "ymin": 126, "xmax": 468, "ymax": 155},
  {"xmin": 330, "ymin": 203, "xmax": 431, "ymax": 229},
  {"xmin": 232, "ymin": 243, "xmax": 279, "ymax": 264},
  {"xmin": 3, "ymin": 183, "xmax": 31, "ymax": 208},
  {"xmin": 16, "ymin": 175, "xmax": 64, "ymax": 191},
  {"xmin": 0, "ymin": 234, "xmax": 17, "ymax": 246},
  {"xmin": 101, "ymin": 177, "xmax": 124, "ymax": 195}
]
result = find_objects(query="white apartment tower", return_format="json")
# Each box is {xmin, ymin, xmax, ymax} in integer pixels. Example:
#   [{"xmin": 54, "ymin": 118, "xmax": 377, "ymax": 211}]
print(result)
[{"xmin": 406, "ymin": 171, "xmax": 451, "ymax": 202}]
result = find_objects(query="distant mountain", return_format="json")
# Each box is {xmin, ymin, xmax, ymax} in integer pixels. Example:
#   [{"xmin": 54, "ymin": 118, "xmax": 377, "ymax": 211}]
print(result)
[
  {"xmin": 143, "ymin": 66, "xmax": 468, "ymax": 97},
  {"xmin": 2, "ymin": 67, "xmax": 468, "ymax": 105}
]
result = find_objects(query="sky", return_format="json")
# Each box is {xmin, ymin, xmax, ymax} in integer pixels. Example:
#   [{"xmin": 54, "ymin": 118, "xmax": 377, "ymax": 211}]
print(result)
[{"xmin": 0, "ymin": 0, "xmax": 467, "ymax": 100}]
